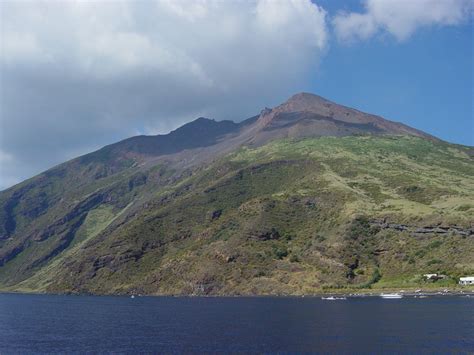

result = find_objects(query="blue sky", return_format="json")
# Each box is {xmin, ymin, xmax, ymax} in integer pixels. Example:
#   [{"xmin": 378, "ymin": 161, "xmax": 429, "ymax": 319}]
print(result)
[
  {"xmin": 0, "ymin": 0, "xmax": 472, "ymax": 189},
  {"xmin": 312, "ymin": 0, "xmax": 473, "ymax": 145}
]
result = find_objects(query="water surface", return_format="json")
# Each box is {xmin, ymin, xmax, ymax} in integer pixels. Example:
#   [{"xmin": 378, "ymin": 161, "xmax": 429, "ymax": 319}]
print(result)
[{"xmin": 0, "ymin": 293, "xmax": 472, "ymax": 353}]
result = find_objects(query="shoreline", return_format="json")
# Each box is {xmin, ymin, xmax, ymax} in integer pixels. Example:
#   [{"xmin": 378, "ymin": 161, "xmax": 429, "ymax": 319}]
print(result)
[{"xmin": 1, "ymin": 286, "xmax": 473, "ymax": 299}]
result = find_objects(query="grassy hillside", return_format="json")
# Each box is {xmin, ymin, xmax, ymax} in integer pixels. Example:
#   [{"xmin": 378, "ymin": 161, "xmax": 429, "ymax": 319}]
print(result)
[{"xmin": 1, "ymin": 135, "xmax": 473, "ymax": 295}]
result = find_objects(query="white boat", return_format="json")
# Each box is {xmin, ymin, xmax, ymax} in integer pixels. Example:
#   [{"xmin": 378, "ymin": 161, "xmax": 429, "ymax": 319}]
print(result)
[
  {"xmin": 380, "ymin": 293, "xmax": 403, "ymax": 299},
  {"xmin": 322, "ymin": 296, "xmax": 347, "ymax": 300}
]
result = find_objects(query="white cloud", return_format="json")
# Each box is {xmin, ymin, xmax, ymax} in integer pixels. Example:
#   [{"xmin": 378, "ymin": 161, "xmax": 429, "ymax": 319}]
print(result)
[
  {"xmin": 333, "ymin": 0, "xmax": 472, "ymax": 42},
  {"xmin": 159, "ymin": 0, "xmax": 210, "ymax": 21},
  {"xmin": 256, "ymin": 0, "xmax": 327, "ymax": 48},
  {"xmin": 333, "ymin": 12, "xmax": 377, "ymax": 42},
  {"xmin": 0, "ymin": 0, "xmax": 328, "ymax": 190},
  {"xmin": 0, "ymin": 150, "xmax": 13, "ymax": 163},
  {"xmin": 1, "ymin": 32, "xmax": 51, "ymax": 65}
]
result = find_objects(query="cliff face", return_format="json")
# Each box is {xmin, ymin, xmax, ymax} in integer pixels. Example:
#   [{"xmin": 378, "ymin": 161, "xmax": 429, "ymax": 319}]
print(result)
[{"xmin": 0, "ymin": 93, "xmax": 472, "ymax": 295}]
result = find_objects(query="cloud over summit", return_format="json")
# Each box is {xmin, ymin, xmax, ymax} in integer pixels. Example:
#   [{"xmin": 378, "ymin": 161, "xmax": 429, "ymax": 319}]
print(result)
[{"xmin": 0, "ymin": 0, "xmax": 328, "ymax": 189}]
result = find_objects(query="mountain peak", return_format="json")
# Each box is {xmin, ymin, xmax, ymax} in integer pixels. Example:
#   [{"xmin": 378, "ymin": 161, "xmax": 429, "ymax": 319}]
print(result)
[
  {"xmin": 256, "ymin": 92, "xmax": 338, "ymax": 127},
  {"xmin": 286, "ymin": 92, "xmax": 327, "ymax": 103},
  {"xmin": 281, "ymin": 92, "xmax": 336, "ymax": 113},
  {"xmin": 194, "ymin": 116, "xmax": 214, "ymax": 122},
  {"xmin": 253, "ymin": 91, "xmax": 434, "ymax": 141},
  {"xmin": 178, "ymin": 116, "xmax": 215, "ymax": 129}
]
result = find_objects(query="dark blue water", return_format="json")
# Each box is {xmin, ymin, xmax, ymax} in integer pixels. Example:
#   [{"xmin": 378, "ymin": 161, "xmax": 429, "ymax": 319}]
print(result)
[{"xmin": 0, "ymin": 294, "xmax": 472, "ymax": 353}]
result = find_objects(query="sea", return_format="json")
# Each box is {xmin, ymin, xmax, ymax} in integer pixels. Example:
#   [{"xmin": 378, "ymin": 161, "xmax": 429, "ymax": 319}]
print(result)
[{"xmin": 0, "ymin": 293, "xmax": 472, "ymax": 353}]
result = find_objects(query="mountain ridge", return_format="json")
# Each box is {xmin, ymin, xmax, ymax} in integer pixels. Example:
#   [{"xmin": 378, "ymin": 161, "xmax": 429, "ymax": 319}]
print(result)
[{"xmin": 67, "ymin": 91, "xmax": 439, "ymax": 176}]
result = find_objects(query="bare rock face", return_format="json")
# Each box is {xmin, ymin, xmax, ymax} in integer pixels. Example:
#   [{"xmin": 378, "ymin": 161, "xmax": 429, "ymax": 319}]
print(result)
[
  {"xmin": 253, "ymin": 92, "xmax": 435, "ymax": 142},
  {"xmin": 249, "ymin": 228, "xmax": 281, "ymax": 241},
  {"xmin": 370, "ymin": 219, "xmax": 474, "ymax": 237}
]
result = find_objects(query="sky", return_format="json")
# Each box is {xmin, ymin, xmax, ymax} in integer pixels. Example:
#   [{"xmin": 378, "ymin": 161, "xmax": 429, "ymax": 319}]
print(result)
[{"xmin": 0, "ymin": 0, "xmax": 472, "ymax": 190}]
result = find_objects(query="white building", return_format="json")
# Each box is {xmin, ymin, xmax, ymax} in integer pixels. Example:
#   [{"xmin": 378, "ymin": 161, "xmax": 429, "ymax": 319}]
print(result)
[
  {"xmin": 423, "ymin": 273, "xmax": 446, "ymax": 280},
  {"xmin": 459, "ymin": 276, "xmax": 474, "ymax": 285}
]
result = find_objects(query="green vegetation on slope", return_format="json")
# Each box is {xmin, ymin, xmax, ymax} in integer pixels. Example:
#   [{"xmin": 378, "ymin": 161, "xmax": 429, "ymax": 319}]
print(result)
[{"xmin": 1, "ymin": 136, "xmax": 473, "ymax": 295}]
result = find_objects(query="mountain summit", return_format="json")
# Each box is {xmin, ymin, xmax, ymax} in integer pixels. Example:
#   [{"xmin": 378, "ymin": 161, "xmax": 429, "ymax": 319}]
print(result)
[
  {"xmin": 0, "ymin": 93, "xmax": 472, "ymax": 295},
  {"xmin": 255, "ymin": 92, "xmax": 433, "ymax": 141}
]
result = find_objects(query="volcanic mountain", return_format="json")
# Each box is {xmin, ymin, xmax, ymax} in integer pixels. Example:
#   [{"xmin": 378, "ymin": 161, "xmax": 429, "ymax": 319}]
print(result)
[{"xmin": 0, "ymin": 93, "xmax": 472, "ymax": 295}]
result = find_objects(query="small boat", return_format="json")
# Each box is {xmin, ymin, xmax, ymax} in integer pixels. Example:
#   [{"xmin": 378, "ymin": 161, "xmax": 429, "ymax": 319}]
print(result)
[
  {"xmin": 322, "ymin": 296, "xmax": 347, "ymax": 300},
  {"xmin": 380, "ymin": 293, "xmax": 403, "ymax": 299},
  {"xmin": 130, "ymin": 295, "xmax": 135, "ymax": 299}
]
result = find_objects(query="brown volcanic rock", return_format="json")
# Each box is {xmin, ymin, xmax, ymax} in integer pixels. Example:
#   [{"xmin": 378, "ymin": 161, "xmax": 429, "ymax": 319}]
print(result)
[{"xmin": 254, "ymin": 92, "xmax": 435, "ymax": 142}]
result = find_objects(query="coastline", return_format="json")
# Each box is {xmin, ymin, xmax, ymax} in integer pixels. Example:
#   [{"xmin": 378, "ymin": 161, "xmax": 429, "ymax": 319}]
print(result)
[{"xmin": 1, "ymin": 286, "xmax": 473, "ymax": 298}]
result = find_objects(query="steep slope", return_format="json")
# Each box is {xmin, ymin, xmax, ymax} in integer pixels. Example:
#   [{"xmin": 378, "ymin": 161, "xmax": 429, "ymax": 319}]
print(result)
[{"xmin": 0, "ymin": 93, "xmax": 472, "ymax": 295}]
